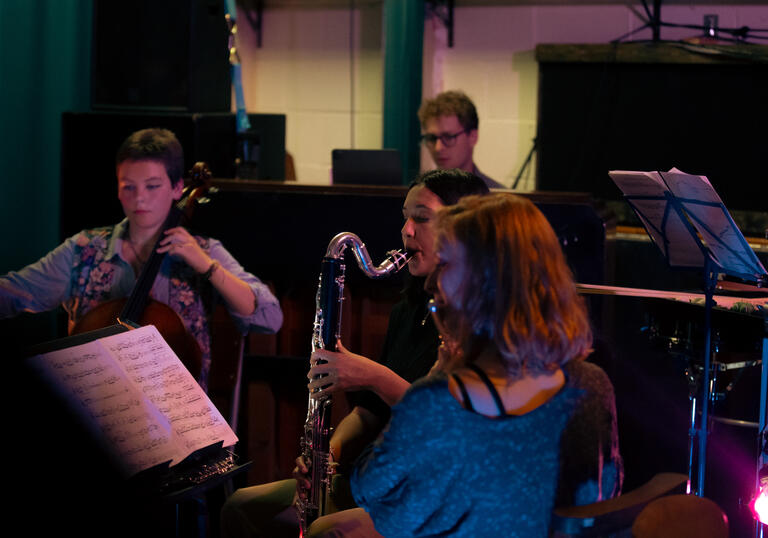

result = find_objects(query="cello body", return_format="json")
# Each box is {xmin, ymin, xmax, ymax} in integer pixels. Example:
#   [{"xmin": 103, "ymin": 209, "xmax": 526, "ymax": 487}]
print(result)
[{"xmin": 71, "ymin": 297, "xmax": 203, "ymax": 379}]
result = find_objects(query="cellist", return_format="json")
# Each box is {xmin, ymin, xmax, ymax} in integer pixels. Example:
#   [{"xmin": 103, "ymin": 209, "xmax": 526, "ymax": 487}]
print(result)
[{"xmin": 0, "ymin": 127, "xmax": 282, "ymax": 389}]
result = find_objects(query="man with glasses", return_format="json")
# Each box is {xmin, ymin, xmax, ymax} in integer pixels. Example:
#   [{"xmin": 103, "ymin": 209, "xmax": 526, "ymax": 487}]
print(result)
[{"xmin": 418, "ymin": 90, "xmax": 505, "ymax": 189}]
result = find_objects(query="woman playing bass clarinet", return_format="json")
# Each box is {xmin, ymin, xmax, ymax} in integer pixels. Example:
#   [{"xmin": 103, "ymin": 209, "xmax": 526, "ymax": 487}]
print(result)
[{"xmin": 351, "ymin": 193, "xmax": 622, "ymax": 537}]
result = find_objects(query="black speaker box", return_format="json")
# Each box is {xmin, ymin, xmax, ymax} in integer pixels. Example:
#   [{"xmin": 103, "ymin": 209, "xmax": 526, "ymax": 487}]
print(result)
[
  {"xmin": 91, "ymin": 0, "xmax": 231, "ymax": 111},
  {"xmin": 536, "ymin": 57, "xmax": 768, "ymax": 215},
  {"xmin": 61, "ymin": 111, "xmax": 286, "ymax": 239}
]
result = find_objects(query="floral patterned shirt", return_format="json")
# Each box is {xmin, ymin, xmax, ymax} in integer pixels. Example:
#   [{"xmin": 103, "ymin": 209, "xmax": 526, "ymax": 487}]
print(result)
[{"xmin": 0, "ymin": 219, "xmax": 282, "ymax": 390}]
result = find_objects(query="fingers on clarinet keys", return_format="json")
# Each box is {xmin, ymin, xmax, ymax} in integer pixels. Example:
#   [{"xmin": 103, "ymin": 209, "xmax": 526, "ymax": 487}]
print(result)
[
  {"xmin": 293, "ymin": 457, "xmax": 311, "ymax": 498},
  {"xmin": 308, "ymin": 374, "xmax": 333, "ymax": 397}
]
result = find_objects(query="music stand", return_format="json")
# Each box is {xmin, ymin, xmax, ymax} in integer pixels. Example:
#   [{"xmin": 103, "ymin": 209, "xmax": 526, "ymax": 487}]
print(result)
[
  {"xmin": 26, "ymin": 324, "xmax": 244, "ymax": 534},
  {"xmin": 609, "ymin": 168, "xmax": 768, "ymax": 498}
]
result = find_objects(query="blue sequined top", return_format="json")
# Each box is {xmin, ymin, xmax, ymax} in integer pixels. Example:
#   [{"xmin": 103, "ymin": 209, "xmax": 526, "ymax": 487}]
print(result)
[{"xmin": 351, "ymin": 371, "xmax": 580, "ymax": 537}]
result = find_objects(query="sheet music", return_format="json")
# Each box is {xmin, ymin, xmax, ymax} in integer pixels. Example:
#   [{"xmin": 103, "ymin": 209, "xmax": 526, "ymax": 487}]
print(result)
[
  {"xmin": 610, "ymin": 167, "xmax": 767, "ymax": 279},
  {"xmin": 662, "ymin": 167, "xmax": 719, "ymax": 202},
  {"xmin": 608, "ymin": 170, "xmax": 704, "ymax": 267},
  {"xmin": 30, "ymin": 325, "xmax": 237, "ymax": 476},
  {"xmin": 662, "ymin": 168, "xmax": 766, "ymax": 277}
]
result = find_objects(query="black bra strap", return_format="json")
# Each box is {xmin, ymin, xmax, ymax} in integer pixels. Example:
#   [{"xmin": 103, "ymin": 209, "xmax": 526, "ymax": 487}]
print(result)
[
  {"xmin": 467, "ymin": 363, "xmax": 506, "ymax": 416},
  {"xmin": 451, "ymin": 374, "xmax": 475, "ymax": 412}
]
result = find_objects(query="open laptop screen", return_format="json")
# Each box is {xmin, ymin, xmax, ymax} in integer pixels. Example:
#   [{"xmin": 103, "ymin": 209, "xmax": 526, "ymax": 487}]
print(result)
[{"xmin": 331, "ymin": 149, "xmax": 402, "ymax": 186}]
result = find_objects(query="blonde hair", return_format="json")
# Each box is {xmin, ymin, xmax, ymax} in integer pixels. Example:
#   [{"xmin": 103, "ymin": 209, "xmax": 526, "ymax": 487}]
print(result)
[{"xmin": 435, "ymin": 193, "xmax": 592, "ymax": 378}]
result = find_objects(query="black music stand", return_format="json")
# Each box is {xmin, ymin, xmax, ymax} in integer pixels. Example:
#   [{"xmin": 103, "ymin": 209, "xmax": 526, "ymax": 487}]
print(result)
[
  {"xmin": 609, "ymin": 168, "xmax": 768, "ymax": 498},
  {"xmin": 25, "ymin": 325, "xmax": 245, "ymax": 537}
]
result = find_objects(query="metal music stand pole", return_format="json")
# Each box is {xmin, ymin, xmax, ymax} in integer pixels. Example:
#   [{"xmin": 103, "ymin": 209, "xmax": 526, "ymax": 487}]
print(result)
[
  {"xmin": 695, "ymin": 258, "xmax": 718, "ymax": 496},
  {"xmin": 757, "ymin": 315, "xmax": 767, "ymax": 538},
  {"xmin": 684, "ymin": 356, "xmax": 700, "ymax": 494}
]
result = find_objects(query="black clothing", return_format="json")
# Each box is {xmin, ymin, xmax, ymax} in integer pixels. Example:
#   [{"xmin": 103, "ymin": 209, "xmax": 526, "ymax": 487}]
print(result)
[{"xmin": 349, "ymin": 287, "xmax": 440, "ymax": 422}]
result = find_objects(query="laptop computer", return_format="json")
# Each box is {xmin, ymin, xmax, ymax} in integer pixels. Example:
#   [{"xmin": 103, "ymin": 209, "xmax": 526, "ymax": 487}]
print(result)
[{"xmin": 331, "ymin": 148, "xmax": 402, "ymax": 186}]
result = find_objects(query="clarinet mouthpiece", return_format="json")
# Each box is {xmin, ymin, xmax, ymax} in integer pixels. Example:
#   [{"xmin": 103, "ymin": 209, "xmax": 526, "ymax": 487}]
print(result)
[{"xmin": 385, "ymin": 248, "xmax": 412, "ymax": 273}]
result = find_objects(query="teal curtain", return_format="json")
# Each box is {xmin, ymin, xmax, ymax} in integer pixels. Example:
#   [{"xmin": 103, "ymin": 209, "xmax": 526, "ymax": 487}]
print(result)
[
  {"xmin": 0, "ymin": 0, "xmax": 92, "ymax": 272},
  {"xmin": 382, "ymin": 0, "xmax": 424, "ymax": 185},
  {"xmin": 0, "ymin": 0, "xmax": 91, "ymax": 341}
]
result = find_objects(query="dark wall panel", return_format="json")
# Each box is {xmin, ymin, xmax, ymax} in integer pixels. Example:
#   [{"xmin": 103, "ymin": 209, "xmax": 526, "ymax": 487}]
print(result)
[
  {"xmin": 61, "ymin": 111, "xmax": 286, "ymax": 238},
  {"xmin": 537, "ymin": 51, "xmax": 768, "ymax": 216},
  {"xmin": 91, "ymin": 0, "xmax": 230, "ymax": 111}
]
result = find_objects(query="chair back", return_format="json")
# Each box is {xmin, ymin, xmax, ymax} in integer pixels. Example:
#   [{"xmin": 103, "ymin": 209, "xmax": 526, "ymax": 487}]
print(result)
[
  {"xmin": 208, "ymin": 303, "xmax": 247, "ymax": 429},
  {"xmin": 631, "ymin": 494, "xmax": 729, "ymax": 538},
  {"xmin": 552, "ymin": 472, "xmax": 688, "ymax": 537}
]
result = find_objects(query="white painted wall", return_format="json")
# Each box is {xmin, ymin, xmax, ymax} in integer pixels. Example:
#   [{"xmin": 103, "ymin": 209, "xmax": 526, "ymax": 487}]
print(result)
[
  {"xmin": 235, "ymin": 5, "xmax": 383, "ymax": 183},
  {"xmin": 237, "ymin": 3, "xmax": 768, "ymax": 188}
]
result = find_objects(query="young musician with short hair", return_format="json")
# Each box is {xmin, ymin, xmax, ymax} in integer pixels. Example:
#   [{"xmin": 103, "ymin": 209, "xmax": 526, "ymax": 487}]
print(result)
[{"xmin": 0, "ymin": 128, "xmax": 282, "ymax": 389}]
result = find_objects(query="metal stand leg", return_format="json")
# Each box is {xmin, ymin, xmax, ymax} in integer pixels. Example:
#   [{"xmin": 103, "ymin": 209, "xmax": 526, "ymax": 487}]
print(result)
[
  {"xmin": 693, "ymin": 262, "xmax": 718, "ymax": 497},
  {"xmin": 686, "ymin": 364, "xmax": 700, "ymax": 495},
  {"xmin": 756, "ymin": 328, "xmax": 767, "ymax": 538}
]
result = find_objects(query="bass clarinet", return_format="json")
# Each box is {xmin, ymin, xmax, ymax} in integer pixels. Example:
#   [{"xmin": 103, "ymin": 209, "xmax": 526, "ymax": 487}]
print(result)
[{"xmin": 296, "ymin": 232, "xmax": 411, "ymax": 537}]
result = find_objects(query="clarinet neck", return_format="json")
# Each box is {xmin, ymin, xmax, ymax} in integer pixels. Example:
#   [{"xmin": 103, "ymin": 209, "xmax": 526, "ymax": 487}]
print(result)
[{"xmin": 325, "ymin": 232, "xmax": 411, "ymax": 279}]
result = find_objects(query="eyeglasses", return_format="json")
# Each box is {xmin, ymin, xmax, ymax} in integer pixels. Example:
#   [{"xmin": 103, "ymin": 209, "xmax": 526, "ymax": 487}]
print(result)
[{"xmin": 420, "ymin": 129, "xmax": 468, "ymax": 148}]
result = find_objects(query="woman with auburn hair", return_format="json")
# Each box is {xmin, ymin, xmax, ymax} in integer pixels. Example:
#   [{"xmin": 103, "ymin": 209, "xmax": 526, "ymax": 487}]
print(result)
[
  {"xmin": 351, "ymin": 193, "xmax": 621, "ymax": 537},
  {"xmin": 429, "ymin": 192, "xmax": 592, "ymax": 379}
]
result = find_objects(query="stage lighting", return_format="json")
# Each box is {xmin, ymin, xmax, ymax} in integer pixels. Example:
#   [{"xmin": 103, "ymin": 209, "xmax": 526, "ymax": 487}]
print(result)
[
  {"xmin": 752, "ymin": 484, "xmax": 768, "ymax": 525},
  {"xmin": 751, "ymin": 465, "xmax": 768, "ymax": 525}
]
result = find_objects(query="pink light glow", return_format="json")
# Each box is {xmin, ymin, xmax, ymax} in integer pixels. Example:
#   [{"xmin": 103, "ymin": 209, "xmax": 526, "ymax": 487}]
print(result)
[{"xmin": 751, "ymin": 484, "xmax": 768, "ymax": 525}]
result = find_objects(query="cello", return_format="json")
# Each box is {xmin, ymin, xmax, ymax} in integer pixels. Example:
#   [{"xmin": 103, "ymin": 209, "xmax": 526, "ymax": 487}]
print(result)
[{"xmin": 71, "ymin": 162, "xmax": 213, "ymax": 380}]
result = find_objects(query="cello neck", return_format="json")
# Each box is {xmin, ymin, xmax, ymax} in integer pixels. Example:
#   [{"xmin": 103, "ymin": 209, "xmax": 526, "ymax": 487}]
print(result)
[{"xmin": 118, "ymin": 206, "xmax": 183, "ymax": 324}]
